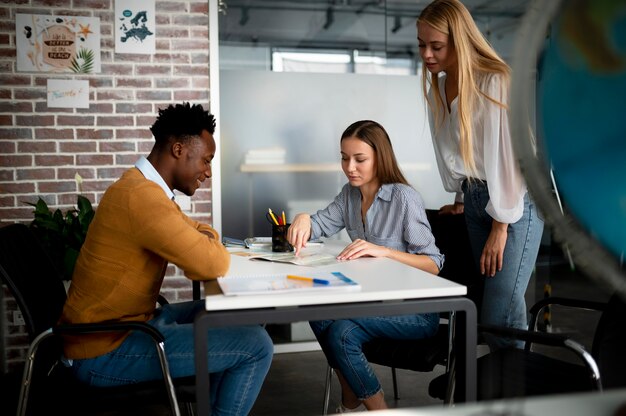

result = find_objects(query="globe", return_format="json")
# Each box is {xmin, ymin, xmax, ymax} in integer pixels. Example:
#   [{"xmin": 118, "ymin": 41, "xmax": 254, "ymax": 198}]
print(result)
[{"xmin": 510, "ymin": 0, "xmax": 626, "ymax": 297}]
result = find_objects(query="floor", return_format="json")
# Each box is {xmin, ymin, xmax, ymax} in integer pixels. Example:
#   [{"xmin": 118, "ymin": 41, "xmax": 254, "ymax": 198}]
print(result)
[{"xmin": 2, "ymin": 246, "xmax": 616, "ymax": 415}]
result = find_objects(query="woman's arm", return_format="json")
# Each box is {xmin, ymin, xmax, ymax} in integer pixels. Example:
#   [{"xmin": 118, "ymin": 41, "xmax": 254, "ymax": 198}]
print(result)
[{"xmin": 337, "ymin": 239, "xmax": 440, "ymax": 275}]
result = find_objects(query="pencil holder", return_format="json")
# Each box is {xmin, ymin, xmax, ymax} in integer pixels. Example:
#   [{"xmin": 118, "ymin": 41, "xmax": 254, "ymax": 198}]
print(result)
[{"xmin": 271, "ymin": 224, "xmax": 293, "ymax": 252}]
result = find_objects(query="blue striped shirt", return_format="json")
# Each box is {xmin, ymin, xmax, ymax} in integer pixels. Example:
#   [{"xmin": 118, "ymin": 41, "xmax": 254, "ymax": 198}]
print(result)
[{"xmin": 310, "ymin": 183, "xmax": 445, "ymax": 270}]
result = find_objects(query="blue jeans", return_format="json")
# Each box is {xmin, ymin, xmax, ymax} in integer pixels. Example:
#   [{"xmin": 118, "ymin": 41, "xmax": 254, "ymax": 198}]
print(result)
[
  {"xmin": 310, "ymin": 313, "xmax": 439, "ymax": 400},
  {"xmin": 69, "ymin": 300, "xmax": 274, "ymax": 416},
  {"xmin": 463, "ymin": 180, "xmax": 544, "ymax": 350}
]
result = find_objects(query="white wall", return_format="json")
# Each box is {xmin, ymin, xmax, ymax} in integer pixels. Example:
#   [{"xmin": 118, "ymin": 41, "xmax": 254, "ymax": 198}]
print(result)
[{"xmin": 219, "ymin": 69, "xmax": 452, "ymax": 239}]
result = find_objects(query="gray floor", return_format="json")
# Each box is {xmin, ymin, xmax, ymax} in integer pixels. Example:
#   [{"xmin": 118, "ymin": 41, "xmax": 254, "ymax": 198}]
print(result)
[{"xmin": 2, "ymin": 248, "xmax": 615, "ymax": 415}]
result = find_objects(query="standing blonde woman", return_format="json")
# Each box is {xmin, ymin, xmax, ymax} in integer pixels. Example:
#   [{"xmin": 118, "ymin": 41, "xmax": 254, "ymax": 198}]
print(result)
[{"xmin": 417, "ymin": 0, "xmax": 544, "ymax": 350}]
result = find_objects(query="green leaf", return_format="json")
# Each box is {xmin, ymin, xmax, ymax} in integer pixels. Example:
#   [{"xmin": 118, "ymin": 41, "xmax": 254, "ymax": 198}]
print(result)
[{"xmin": 70, "ymin": 48, "xmax": 96, "ymax": 74}]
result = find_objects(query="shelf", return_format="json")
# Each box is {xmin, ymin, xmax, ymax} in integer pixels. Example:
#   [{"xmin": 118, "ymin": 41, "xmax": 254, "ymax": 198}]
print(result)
[{"xmin": 240, "ymin": 162, "xmax": 431, "ymax": 173}]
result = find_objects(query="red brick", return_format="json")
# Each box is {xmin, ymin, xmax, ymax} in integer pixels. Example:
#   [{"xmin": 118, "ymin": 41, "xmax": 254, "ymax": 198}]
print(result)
[
  {"xmin": 190, "ymin": 2, "xmax": 209, "ymax": 13},
  {"xmin": 72, "ymin": 0, "xmax": 109, "ymax": 9},
  {"xmin": 34, "ymin": 102, "xmax": 73, "ymax": 113},
  {"xmin": 34, "ymin": 155, "xmax": 73, "ymax": 166},
  {"xmin": 58, "ymin": 168, "xmax": 95, "ymax": 180},
  {"xmin": 0, "ymin": 170, "xmax": 14, "ymax": 181},
  {"xmin": 136, "ymin": 65, "xmax": 173, "ymax": 76},
  {"xmin": 77, "ymin": 103, "xmax": 114, "ymax": 114},
  {"xmin": 174, "ymin": 65, "xmax": 209, "ymax": 76},
  {"xmin": 0, "ymin": 89, "xmax": 11, "ymax": 99},
  {"xmin": 59, "ymin": 141, "xmax": 98, "ymax": 153},
  {"xmin": 156, "ymin": 78, "xmax": 189, "ymax": 88},
  {"xmin": 14, "ymin": 89, "xmax": 47, "ymax": 100},
  {"xmin": 116, "ymin": 78, "xmax": 152, "ymax": 88},
  {"xmin": 98, "ymin": 141, "xmax": 136, "ymax": 152},
  {"xmin": 191, "ymin": 53, "xmax": 209, "ymax": 64},
  {"xmin": 0, "ymin": 183, "xmax": 35, "ymax": 194},
  {"xmin": 17, "ymin": 141, "xmax": 57, "ymax": 153},
  {"xmin": 116, "ymin": 129, "xmax": 152, "ymax": 139},
  {"xmin": 0, "ymin": 155, "xmax": 32, "ymax": 167},
  {"xmin": 56, "ymin": 115, "xmax": 95, "ymax": 126},
  {"xmin": 174, "ymin": 90, "xmax": 208, "ymax": 101},
  {"xmin": 115, "ymin": 103, "xmax": 152, "ymax": 114},
  {"xmin": 0, "ymin": 141, "xmax": 16, "ymax": 153},
  {"xmin": 136, "ymin": 91, "xmax": 173, "ymax": 101},
  {"xmin": 173, "ymin": 39, "xmax": 209, "ymax": 50},
  {"xmin": 0, "ymin": 195, "xmax": 15, "ymax": 207},
  {"xmin": 39, "ymin": 181, "xmax": 78, "ymax": 193},
  {"xmin": 154, "ymin": 53, "xmax": 190, "ymax": 64},
  {"xmin": 76, "ymin": 129, "xmax": 114, "ymax": 140},
  {"xmin": 115, "ymin": 154, "xmax": 141, "ymax": 165},
  {"xmin": 16, "ymin": 115, "xmax": 54, "ymax": 126},
  {"xmin": 0, "ymin": 75, "xmax": 31, "ymax": 87},
  {"xmin": 76, "ymin": 154, "xmax": 114, "ymax": 165},
  {"xmin": 0, "ymin": 102, "xmax": 32, "ymax": 112},
  {"xmin": 97, "ymin": 167, "xmax": 128, "ymax": 179},
  {"xmin": 34, "ymin": 128, "xmax": 74, "ymax": 140},
  {"xmin": 96, "ymin": 115, "xmax": 134, "ymax": 126},
  {"xmin": 97, "ymin": 90, "xmax": 135, "ymax": 101},
  {"xmin": 158, "ymin": 28, "xmax": 189, "ymax": 38},
  {"xmin": 81, "ymin": 179, "xmax": 115, "ymax": 192},
  {"xmin": 16, "ymin": 168, "xmax": 56, "ymax": 180}
]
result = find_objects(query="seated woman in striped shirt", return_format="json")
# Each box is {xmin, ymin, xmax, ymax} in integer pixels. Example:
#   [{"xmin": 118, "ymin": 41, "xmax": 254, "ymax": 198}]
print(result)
[{"xmin": 287, "ymin": 119, "xmax": 444, "ymax": 413}]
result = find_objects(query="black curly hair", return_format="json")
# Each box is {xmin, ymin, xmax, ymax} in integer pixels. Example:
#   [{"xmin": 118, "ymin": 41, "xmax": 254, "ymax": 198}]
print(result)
[{"xmin": 149, "ymin": 102, "xmax": 216, "ymax": 147}]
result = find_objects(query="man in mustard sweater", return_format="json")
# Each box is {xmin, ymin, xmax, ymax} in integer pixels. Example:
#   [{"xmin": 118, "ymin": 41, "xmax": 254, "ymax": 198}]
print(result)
[{"xmin": 59, "ymin": 102, "xmax": 273, "ymax": 415}]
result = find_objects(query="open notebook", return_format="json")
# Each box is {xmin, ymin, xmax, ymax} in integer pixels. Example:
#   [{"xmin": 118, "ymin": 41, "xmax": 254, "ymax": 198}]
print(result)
[{"xmin": 217, "ymin": 271, "xmax": 361, "ymax": 296}]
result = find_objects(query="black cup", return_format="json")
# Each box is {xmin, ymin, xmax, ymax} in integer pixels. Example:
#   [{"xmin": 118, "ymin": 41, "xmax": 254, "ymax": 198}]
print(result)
[{"xmin": 271, "ymin": 223, "xmax": 293, "ymax": 252}]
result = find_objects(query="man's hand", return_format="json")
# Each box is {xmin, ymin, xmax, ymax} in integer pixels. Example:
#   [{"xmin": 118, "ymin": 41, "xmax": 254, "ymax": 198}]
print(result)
[{"xmin": 337, "ymin": 239, "xmax": 389, "ymax": 260}]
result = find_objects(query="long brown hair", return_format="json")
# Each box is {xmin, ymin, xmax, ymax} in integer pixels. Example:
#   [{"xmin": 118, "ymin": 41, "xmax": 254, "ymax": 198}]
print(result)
[
  {"xmin": 418, "ymin": 0, "xmax": 510, "ymax": 177},
  {"xmin": 341, "ymin": 120, "xmax": 409, "ymax": 186}
]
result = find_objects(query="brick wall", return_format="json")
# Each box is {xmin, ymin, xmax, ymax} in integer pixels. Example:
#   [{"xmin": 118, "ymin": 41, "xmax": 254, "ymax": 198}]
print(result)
[{"xmin": 0, "ymin": 0, "xmax": 215, "ymax": 373}]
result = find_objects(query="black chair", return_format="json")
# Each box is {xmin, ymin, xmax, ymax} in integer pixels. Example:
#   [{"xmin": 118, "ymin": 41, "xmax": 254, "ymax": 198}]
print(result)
[
  {"xmin": 474, "ymin": 294, "xmax": 626, "ymax": 400},
  {"xmin": 321, "ymin": 210, "xmax": 483, "ymax": 413},
  {"xmin": 0, "ymin": 223, "xmax": 196, "ymax": 416}
]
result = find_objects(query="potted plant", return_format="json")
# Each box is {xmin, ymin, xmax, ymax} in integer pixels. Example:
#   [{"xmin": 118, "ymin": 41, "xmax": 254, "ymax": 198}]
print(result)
[{"xmin": 27, "ymin": 195, "xmax": 95, "ymax": 280}]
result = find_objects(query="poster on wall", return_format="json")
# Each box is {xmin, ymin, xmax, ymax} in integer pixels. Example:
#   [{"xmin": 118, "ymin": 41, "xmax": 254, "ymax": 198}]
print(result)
[
  {"xmin": 16, "ymin": 14, "xmax": 101, "ymax": 74},
  {"xmin": 115, "ymin": 0, "xmax": 156, "ymax": 54},
  {"xmin": 47, "ymin": 79, "xmax": 90, "ymax": 109}
]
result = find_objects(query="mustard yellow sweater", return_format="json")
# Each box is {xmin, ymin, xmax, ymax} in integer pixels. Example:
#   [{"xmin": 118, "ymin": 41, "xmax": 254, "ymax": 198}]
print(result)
[{"xmin": 59, "ymin": 168, "xmax": 230, "ymax": 359}]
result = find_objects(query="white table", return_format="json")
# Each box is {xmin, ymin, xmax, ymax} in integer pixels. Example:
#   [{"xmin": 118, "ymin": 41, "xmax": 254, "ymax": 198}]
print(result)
[
  {"xmin": 369, "ymin": 388, "xmax": 626, "ymax": 416},
  {"xmin": 193, "ymin": 242, "xmax": 477, "ymax": 416}
]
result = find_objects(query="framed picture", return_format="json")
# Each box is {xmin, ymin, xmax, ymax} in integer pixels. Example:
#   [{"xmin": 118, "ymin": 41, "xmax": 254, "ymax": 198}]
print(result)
[
  {"xmin": 16, "ymin": 14, "xmax": 101, "ymax": 73},
  {"xmin": 115, "ymin": 0, "xmax": 156, "ymax": 54}
]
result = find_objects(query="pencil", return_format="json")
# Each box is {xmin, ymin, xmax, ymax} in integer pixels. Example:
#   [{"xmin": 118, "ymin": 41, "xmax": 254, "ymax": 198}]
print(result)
[
  {"xmin": 268, "ymin": 208, "xmax": 279, "ymax": 225},
  {"xmin": 282, "ymin": 211, "xmax": 286, "ymax": 225},
  {"xmin": 287, "ymin": 275, "xmax": 330, "ymax": 285}
]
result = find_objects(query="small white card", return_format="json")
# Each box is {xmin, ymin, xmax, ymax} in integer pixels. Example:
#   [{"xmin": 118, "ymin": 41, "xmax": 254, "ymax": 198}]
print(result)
[{"xmin": 47, "ymin": 79, "xmax": 89, "ymax": 109}]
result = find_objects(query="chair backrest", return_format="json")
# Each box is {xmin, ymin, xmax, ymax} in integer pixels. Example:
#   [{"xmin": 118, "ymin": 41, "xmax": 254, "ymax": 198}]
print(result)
[
  {"xmin": 425, "ymin": 209, "xmax": 483, "ymax": 310},
  {"xmin": 0, "ymin": 223, "xmax": 68, "ymax": 340},
  {"xmin": 592, "ymin": 292, "xmax": 626, "ymax": 389}
]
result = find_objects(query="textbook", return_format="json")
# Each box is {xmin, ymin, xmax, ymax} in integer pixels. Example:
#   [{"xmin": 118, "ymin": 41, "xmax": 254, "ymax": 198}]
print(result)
[
  {"xmin": 232, "ymin": 250, "xmax": 338, "ymax": 267},
  {"xmin": 217, "ymin": 271, "xmax": 361, "ymax": 296}
]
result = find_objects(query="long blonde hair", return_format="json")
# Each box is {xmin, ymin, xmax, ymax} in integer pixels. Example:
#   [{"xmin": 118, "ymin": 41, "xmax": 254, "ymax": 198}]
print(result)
[{"xmin": 418, "ymin": 0, "xmax": 510, "ymax": 177}]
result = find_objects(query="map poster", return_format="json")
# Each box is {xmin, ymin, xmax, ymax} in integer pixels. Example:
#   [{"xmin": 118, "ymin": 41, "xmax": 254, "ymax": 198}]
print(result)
[
  {"xmin": 115, "ymin": 0, "xmax": 156, "ymax": 54},
  {"xmin": 16, "ymin": 14, "xmax": 101, "ymax": 73}
]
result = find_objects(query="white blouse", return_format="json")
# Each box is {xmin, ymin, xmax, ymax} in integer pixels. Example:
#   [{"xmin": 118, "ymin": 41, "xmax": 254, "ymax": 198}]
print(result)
[{"xmin": 428, "ymin": 72, "xmax": 526, "ymax": 224}]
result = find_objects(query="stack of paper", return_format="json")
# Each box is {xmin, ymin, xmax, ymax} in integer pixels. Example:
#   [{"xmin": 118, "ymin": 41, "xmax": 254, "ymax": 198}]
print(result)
[
  {"xmin": 217, "ymin": 271, "xmax": 361, "ymax": 296},
  {"xmin": 244, "ymin": 147, "xmax": 286, "ymax": 164}
]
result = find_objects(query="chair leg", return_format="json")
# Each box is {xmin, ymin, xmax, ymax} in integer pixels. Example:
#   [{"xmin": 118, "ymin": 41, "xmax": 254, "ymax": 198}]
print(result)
[
  {"xmin": 17, "ymin": 329, "xmax": 53, "ymax": 416},
  {"xmin": 391, "ymin": 367, "xmax": 399, "ymax": 400},
  {"xmin": 323, "ymin": 365, "xmax": 333, "ymax": 415}
]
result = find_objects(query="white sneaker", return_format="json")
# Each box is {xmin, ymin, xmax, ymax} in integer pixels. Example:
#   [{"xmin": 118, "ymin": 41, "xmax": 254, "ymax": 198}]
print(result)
[{"xmin": 335, "ymin": 403, "xmax": 366, "ymax": 413}]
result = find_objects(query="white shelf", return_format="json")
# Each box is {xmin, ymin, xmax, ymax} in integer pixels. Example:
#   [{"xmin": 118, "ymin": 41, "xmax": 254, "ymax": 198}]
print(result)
[{"xmin": 240, "ymin": 162, "xmax": 431, "ymax": 173}]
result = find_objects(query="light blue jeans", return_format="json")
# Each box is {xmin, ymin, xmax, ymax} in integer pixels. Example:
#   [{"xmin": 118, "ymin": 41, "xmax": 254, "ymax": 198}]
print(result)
[
  {"xmin": 310, "ymin": 313, "xmax": 439, "ymax": 400},
  {"xmin": 463, "ymin": 180, "xmax": 544, "ymax": 350},
  {"xmin": 69, "ymin": 300, "xmax": 274, "ymax": 416}
]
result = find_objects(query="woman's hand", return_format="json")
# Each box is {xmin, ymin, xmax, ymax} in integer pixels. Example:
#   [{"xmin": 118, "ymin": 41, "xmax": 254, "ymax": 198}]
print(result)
[
  {"xmin": 287, "ymin": 213, "xmax": 312, "ymax": 256},
  {"xmin": 439, "ymin": 202, "xmax": 464, "ymax": 215},
  {"xmin": 337, "ymin": 239, "xmax": 390, "ymax": 261},
  {"xmin": 481, "ymin": 220, "xmax": 508, "ymax": 277}
]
